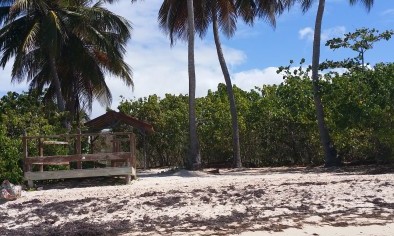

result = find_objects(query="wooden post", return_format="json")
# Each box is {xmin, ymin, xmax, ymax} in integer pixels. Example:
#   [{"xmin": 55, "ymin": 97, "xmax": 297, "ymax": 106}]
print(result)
[
  {"xmin": 76, "ymin": 129, "xmax": 82, "ymax": 169},
  {"xmin": 39, "ymin": 138, "xmax": 44, "ymax": 172},
  {"xmin": 111, "ymin": 137, "xmax": 115, "ymax": 167},
  {"xmin": 111, "ymin": 135, "xmax": 120, "ymax": 167},
  {"xmin": 125, "ymin": 133, "xmax": 136, "ymax": 184},
  {"xmin": 23, "ymin": 131, "xmax": 33, "ymax": 188},
  {"xmin": 90, "ymin": 135, "xmax": 95, "ymax": 154},
  {"xmin": 130, "ymin": 133, "xmax": 136, "ymax": 169},
  {"xmin": 143, "ymin": 132, "xmax": 147, "ymax": 169}
]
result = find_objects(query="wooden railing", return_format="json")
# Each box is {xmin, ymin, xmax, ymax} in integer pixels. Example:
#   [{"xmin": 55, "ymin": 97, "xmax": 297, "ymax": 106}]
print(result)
[{"xmin": 23, "ymin": 131, "xmax": 137, "ymax": 188}]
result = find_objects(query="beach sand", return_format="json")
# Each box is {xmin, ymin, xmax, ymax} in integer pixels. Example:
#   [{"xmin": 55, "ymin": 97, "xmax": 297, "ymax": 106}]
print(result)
[{"xmin": 1, "ymin": 166, "xmax": 393, "ymax": 235}]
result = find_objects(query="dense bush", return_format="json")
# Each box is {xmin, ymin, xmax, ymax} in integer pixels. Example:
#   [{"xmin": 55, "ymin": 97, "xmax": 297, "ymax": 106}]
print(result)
[
  {"xmin": 0, "ymin": 92, "xmax": 64, "ymax": 183},
  {"xmin": 118, "ymin": 63, "xmax": 394, "ymax": 168}
]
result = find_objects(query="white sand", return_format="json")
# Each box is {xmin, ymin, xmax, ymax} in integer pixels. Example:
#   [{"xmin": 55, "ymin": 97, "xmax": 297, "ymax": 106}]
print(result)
[{"xmin": 1, "ymin": 167, "xmax": 393, "ymax": 235}]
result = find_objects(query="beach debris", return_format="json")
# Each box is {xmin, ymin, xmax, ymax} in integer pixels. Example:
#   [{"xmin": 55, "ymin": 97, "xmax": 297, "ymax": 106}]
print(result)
[{"xmin": 0, "ymin": 180, "xmax": 22, "ymax": 201}]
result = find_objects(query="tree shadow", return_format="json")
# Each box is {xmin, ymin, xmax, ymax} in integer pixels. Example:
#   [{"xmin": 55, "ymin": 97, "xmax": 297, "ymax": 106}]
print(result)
[
  {"xmin": 34, "ymin": 176, "xmax": 128, "ymax": 190},
  {"xmin": 2, "ymin": 196, "xmax": 133, "ymax": 236},
  {"xmin": 218, "ymin": 164, "xmax": 394, "ymax": 177},
  {"xmin": 2, "ymin": 179, "xmax": 394, "ymax": 235},
  {"xmin": 1, "ymin": 218, "xmax": 133, "ymax": 236}
]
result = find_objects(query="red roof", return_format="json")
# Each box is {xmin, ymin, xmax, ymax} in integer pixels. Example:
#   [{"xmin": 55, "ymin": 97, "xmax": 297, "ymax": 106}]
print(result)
[{"xmin": 84, "ymin": 110, "xmax": 154, "ymax": 134}]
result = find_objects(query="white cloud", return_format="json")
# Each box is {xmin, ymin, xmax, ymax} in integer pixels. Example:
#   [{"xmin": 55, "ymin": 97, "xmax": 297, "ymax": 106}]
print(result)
[
  {"xmin": 299, "ymin": 26, "xmax": 346, "ymax": 42},
  {"xmin": 91, "ymin": 41, "xmax": 247, "ymax": 118},
  {"xmin": 321, "ymin": 26, "xmax": 346, "ymax": 41},
  {"xmin": 233, "ymin": 67, "xmax": 283, "ymax": 90},
  {"xmin": 0, "ymin": 62, "xmax": 30, "ymax": 95},
  {"xmin": 299, "ymin": 27, "xmax": 314, "ymax": 41},
  {"xmin": 91, "ymin": 0, "xmax": 249, "ymax": 118}
]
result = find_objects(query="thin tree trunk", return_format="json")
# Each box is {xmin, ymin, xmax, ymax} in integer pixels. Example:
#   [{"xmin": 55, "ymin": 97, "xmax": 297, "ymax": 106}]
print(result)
[
  {"xmin": 186, "ymin": 0, "xmax": 201, "ymax": 170},
  {"xmin": 49, "ymin": 53, "xmax": 69, "ymax": 129},
  {"xmin": 212, "ymin": 12, "xmax": 241, "ymax": 168},
  {"xmin": 311, "ymin": 0, "xmax": 340, "ymax": 167}
]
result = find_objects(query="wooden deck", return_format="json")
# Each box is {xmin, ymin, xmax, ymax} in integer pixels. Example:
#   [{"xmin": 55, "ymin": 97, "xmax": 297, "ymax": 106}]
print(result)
[{"xmin": 23, "ymin": 131, "xmax": 137, "ymax": 188}]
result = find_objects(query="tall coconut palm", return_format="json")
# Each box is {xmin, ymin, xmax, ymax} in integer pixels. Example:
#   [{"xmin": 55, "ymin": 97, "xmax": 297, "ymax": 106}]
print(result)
[
  {"xmin": 211, "ymin": 1, "xmax": 241, "ymax": 168},
  {"xmin": 160, "ymin": 0, "xmax": 284, "ymax": 168},
  {"xmin": 30, "ymin": 1, "xmax": 133, "ymax": 123},
  {"xmin": 159, "ymin": 0, "xmax": 242, "ymax": 168},
  {"xmin": 187, "ymin": 0, "xmax": 201, "ymax": 170},
  {"xmin": 0, "ymin": 0, "xmax": 70, "ymax": 113},
  {"xmin": 296, "ymin": 0, "xmax": 373, "ymax": 167},
  {"xmin": 0, "ymin": 0, "xmax": 133, "ymax": 125},
  {"xmin": 159, "ymin": 0, "xmax": 201, "ymax": 169}
]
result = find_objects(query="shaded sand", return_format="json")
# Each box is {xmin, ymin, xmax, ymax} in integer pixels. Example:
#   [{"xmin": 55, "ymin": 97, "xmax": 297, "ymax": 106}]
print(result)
[
  {"xmin": 1, "ymin": 166, "xmax": 393, "ymax": 235},
  {"xmin": 238, "ymin": 223, "xmax": 394, "ymax": 236}
]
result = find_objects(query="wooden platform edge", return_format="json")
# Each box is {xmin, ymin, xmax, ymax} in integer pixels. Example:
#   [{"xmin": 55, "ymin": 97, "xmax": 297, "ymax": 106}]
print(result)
[{"xmin": 24, "ymin": 167, "xmax": 136, "ymax": 181}]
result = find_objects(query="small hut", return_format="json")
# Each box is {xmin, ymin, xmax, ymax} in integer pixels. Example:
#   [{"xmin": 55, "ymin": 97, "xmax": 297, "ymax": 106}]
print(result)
[
  {"xmin": 84, "ymin": 110, "xmax": 154, "ymax": 134},
  {"xmin": 84, "ymin": 110, "xmax": 153, "ymax": 168}
]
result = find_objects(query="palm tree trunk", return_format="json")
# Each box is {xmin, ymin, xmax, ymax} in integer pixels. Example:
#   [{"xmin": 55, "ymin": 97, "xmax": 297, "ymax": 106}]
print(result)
[
  {"xmin": 186, "ymin": 0, "xmax": 201, "ymax": 170},
  {"xmin": 49, "ymin": 53, "xmax": 69, "ymax": 129},
  {"xmin": 312, "ymin": 0, "xmax": 340, "ymax": 167},
  {"xmin": 212, "ymin": 12, "xmax": 241, "ymax": 168}
]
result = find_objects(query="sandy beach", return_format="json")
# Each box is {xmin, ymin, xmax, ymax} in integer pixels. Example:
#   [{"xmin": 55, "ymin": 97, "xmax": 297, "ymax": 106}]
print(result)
[{"xmin": 1, "ymin": 167, "xmax": 393, "ymax": 235}]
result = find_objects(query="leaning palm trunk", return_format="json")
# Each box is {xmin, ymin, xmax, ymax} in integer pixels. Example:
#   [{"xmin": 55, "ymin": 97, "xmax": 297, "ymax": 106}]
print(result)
[
  {"xmin": 212, "ymin": 11, "xmax": 241, "ymax": 168},
  {"xmin": 186, "ymin": 0, "xmax": 201, "ymax": 170},
  {"xmin": 311, "ymin": 0, "xmax": 340, "ymax": 167}
]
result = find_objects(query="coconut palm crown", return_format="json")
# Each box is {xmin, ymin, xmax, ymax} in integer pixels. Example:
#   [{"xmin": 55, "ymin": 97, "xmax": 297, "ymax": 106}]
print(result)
[{"xmin": 0, "ymin": 0, "xmax": 133, "ymax": 124}]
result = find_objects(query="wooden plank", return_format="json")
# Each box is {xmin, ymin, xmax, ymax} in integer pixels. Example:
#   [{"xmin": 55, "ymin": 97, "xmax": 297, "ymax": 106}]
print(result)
[
  {"xmin": 25, "ymin": 132, "xmax": 134, "ymax": 139},
  {"xmin": 24, "ymin": 167, "xmax": 136, "ymax": 181},
  {"xmin": 81, "ymin": 132, "xmax": 135, "ymax": 137},
  {"xmin": 43, "ymin": 141, "xmax": 69, "ymax": 145},
  {"xmin": 25, "ymin": 152, "xmax": 132, "ymax": 164},
  {"xmin": 32, "ymin": 162, "xmax": 70, "ymax": 166}
]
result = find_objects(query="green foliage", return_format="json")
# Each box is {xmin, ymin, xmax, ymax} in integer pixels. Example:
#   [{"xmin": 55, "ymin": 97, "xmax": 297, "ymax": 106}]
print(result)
[
  {"xmin": 326, "ymin": 63, "xmax": 394, "ymax": 163},
  {"xmin": 0, "ymin": 91, "xmax": 63, "ymax": 183},
  {"xmin": 118, "ymin": 94, "xmax": 189, "ymax": 167},
  {"xmin": 324, "ymin": 28, "xmax": 394, "ymax": 69},
  {"xmin": 0, "ymin": 125, "xmax": 22, "ymax": 183},
  {"xmin": 116, "ymin": 60, "xmax": 394, "ymax": 168}
]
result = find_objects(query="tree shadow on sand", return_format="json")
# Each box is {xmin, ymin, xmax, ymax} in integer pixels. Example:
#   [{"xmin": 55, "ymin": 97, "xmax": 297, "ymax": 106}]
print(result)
[
  {"xmin": 33, "ymin": 176, "xmax": 128, "ymax": 190},
  {"xmin": 2, "ymin": 197, "xmax": 133, "ymax": 236},
  {"xmin": 1, "ymin": 219, "xmax": 133, "ymax": 236},
  {"xmin": 219, "ymin": 164, "xmax": 394, "ymax": 177},
  {"xmin": 2, "ymin": 181, "xmax": 394, "ymax": 235}
]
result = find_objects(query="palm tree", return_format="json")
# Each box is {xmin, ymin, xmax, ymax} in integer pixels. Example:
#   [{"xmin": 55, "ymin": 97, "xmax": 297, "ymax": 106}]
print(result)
[
  {"xmin": 159, "ymin": 0, "xmax": 242, "ymax": 168},
  {"xmin": 186, "ymin": 0, "xmax": 201, "ymax": 170},
  {"xmin": 0, "ymin": 0, "xmax": 72, "ymax": 113},
  {"xmin": 296, "ymin": 0, "xmax": 373, "ymax": 167},
  {"xmin": 159, "ymin": 0, "xmax": 289, "ymax": 168},
  {"xmin": 0, "ymin": 0, "xmax": 133, "ymax": 125},
  {"xmin": 157, "ymin": 0, "xmax": 201, "ymax": 170},
  {"xmin": 31, "ymin": 1, "xmax": 133, "ymax": 123},
  {"xmin": 211, "ymin": 1, "xmax": 242, "ymax": 168},
  {"xmin": 235, "ymin": 0, "xmax": 289, "ymax": 25}
]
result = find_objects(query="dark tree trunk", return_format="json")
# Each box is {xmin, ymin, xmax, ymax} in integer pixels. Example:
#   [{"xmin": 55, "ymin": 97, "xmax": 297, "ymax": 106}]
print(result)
[
  {"xmin": 311, "ymin": 0, "xmax": 340, "ymax": 167},
  {"xmin": 212, "ymin": 12, "xmax": 241, "ymax": 168},
  {"xmin": 49, "ymin": 53, "xmax": 69, "ymax": 129},
  {"xmin": 186, "ymin": 0, "xmax": 201, "ymax": 170}
]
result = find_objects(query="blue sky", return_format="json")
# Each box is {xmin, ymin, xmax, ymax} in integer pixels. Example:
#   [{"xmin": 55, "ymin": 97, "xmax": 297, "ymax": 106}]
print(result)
[{"xmin": 0, "ymin": 0, "xmax": 393, "ymax": 118}]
